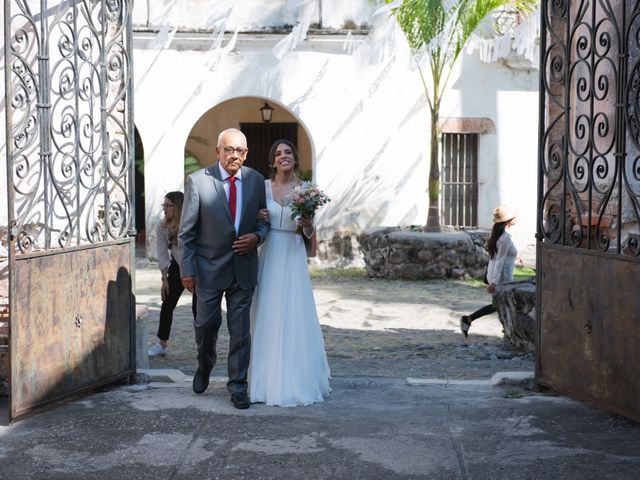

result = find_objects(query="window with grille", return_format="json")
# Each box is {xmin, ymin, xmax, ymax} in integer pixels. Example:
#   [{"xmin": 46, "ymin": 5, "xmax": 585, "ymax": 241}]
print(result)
[{"xmin": 441, "ymin": 133, "xmax": 479, "ymax": 228}]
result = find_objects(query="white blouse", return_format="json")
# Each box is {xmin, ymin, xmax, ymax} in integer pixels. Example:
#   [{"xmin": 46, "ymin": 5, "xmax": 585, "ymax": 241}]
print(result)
[
  {"xmin": 156, "ymin": 223, "xmax": 181, "ymax": 271},
  {"xmin": 486, "ymin": 231, "xmax": 517, "ymax": 285}
]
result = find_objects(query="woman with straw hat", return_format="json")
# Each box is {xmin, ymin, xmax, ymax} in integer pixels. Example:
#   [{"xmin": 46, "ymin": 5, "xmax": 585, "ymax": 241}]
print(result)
[{"xmin": 460, "ymin": 205, "xmax": 523, "ymax": 337}]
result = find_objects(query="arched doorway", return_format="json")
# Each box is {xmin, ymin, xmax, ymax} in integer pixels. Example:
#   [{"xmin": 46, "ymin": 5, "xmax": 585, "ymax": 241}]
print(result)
[
  {"xmin": 134, "ymin": 127, "xmax": 146, "ymax": 247},
  {"xmin": 184, "ymin": 97, "xmax": 313, "ymax": 179},
  {"xmin": 239, "ymin": 122, "xmax": 300, "ymax": 178}
]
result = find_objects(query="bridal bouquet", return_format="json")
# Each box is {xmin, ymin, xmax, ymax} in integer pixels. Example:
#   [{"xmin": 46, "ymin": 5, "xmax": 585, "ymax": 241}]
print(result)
[{"xmin": 288, "ymin": 182, "xmax": 331, "ymax": 228}]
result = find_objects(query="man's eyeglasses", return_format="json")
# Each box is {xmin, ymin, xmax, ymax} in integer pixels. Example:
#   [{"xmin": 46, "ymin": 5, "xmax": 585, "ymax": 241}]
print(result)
[{"xmin": 222, "ymin": 146, "xmax": 248, "ymax": 155}]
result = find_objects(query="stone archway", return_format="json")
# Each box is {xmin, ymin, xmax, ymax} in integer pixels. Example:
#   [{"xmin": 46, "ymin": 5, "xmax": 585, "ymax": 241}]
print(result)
[{"xmin": 184, "ymin": 97, "xmax": 313, "ymax": 178}]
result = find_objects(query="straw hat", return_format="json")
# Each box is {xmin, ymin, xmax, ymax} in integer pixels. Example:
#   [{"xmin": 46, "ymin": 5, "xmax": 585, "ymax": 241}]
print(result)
[{"xmin": 493, "ymin": 205, "xmax": 516, "ymax": 224}]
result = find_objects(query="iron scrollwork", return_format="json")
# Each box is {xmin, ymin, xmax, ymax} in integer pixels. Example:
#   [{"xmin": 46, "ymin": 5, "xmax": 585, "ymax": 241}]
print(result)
[
  {"xmin": 539, "ymin": 0, "xmax": 640, "ymax": 257},
  {"xmin": 5, "ymin": 0, "xmax": 133, "ymax": 254}
]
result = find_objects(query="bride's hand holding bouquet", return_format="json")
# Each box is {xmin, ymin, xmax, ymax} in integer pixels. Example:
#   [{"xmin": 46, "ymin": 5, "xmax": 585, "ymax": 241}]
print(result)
[{"xmin": 288, "ymin": 182, "xmax": 331, "ymax": 236}]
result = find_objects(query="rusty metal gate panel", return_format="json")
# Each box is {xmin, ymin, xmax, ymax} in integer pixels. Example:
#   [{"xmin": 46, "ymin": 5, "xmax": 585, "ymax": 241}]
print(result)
[
  {"xmin": 4, "ymin": 0, "xmax": 135, "ymax": 421},
  {"xmin": 538, "ymin": 244, "xmax": 640, "ymax": 420},
  {"xmin": 538, "ymin": 0, "xmax": 640, "ymax": 421},
  {"xmin": 12, "ymin": 241, "xmax": 133, "ymax": 418}
]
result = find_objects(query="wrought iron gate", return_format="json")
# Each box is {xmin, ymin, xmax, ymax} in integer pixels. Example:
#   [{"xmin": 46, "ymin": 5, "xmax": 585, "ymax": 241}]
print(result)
[
  {"xmin": 4, "ymin": 0, "xmax": 135, "ymax": 421},
  {"xmin": 538, "ymin": 0, "xmax": 640, "ymax": 421}
]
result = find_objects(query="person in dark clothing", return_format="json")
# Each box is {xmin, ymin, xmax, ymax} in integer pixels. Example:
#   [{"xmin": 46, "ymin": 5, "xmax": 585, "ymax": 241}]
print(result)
[{"xmin": 148, "ymin": 191, "xmax": 196, "ymax": 356}]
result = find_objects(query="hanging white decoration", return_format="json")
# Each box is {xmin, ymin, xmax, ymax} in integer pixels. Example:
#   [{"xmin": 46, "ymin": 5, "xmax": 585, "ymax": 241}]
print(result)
[{"xmin": 467, "ymin": 8, "xmax": 540, "ymax": 65}]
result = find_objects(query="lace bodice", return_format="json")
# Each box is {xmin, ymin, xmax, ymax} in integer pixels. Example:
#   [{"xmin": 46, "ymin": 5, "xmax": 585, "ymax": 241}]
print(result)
[{"xmin": 266, "ymin": 180, "xmax": 297, "ymax": 232}]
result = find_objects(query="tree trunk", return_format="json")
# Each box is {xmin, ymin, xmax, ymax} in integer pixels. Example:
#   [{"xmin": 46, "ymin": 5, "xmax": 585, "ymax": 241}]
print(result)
[{"xmin": 426, "ymin": 107, "xmax": 440, "ymax": 231}]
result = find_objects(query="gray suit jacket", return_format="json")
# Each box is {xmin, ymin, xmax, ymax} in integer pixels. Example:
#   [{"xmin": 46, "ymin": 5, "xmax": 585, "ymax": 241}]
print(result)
[{"xmin": 178, "ymin": 163, "xmax": 269, "ymax": 290}]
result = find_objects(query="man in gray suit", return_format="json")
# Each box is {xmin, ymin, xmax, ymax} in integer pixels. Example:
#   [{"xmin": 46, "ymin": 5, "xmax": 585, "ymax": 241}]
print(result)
[{"xmin": 179, "ymin": 128, "xmax": 269, "ymax": 409}]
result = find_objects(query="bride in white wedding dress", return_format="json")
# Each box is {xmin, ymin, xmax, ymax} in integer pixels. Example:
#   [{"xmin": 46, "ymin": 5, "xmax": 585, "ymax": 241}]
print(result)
[{"xmin": 248, "ymin": 140, "xmax": 331, "ymax": 406}]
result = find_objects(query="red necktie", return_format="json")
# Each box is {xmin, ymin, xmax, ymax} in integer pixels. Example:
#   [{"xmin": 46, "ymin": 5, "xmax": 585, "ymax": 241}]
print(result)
[{"xmin": 228, "ymin": 176, "xmax": 237, "ymax": 222}]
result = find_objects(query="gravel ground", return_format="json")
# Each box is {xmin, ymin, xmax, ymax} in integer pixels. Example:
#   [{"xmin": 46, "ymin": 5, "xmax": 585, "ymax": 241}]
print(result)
[{"xmin": 136, "ymin": 257, "xmax": 534, "ymax": 381}]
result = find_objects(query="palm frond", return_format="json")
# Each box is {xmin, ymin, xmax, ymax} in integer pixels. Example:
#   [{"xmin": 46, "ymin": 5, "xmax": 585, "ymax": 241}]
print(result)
[{"xmin": 390, "ymin": 0, "xmax": 538, "ymax": 74}]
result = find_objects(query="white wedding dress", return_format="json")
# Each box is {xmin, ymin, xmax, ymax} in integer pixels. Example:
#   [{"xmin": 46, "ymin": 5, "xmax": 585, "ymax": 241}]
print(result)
[{"xmin": 249, "ymin": 180, "xmax": 331, "ymax": 406}]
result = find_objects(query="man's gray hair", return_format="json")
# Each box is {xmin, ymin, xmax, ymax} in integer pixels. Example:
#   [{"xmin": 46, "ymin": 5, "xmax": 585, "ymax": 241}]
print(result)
[{"xmin": 217, "ymin": 128, "xmax": 246, "ymax": 147}]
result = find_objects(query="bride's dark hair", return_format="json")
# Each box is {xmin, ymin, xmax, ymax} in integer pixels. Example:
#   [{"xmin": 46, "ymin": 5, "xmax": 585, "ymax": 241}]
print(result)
[{"xmin": 268, "ymin": 139, "xmax": 300, "ymax": 179}]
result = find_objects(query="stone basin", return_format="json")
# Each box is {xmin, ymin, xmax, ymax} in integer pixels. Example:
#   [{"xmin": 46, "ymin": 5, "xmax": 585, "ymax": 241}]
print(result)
[{"xmin": 357, "ymin": 227, "xmax": 490, "ymax": 280}]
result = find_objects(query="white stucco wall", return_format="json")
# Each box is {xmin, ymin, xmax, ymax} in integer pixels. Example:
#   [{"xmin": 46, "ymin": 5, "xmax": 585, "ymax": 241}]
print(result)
[
  {"xmin": 135, "ymin": 32, "xmax": 537, "ymax": 258},
  {"xmin": 135, "ymin": 20, "xmax": 539, "ymax": 261},
  {"xmin": 134, "ymin": 28, "xmax": 432, "ymax": 253},
  {"xmin": 0, "ymin": 0, "xmax": 540, "ymax": 263},
  {"xmin": 133, "ymin": 0, "xmax": 377, "ymax": 31}
]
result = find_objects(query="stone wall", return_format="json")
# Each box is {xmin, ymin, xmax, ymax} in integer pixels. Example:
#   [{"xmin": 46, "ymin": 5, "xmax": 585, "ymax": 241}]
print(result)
[
  {"xmin": 357, "ymin": 227, "xmax": 490, "ymax": 280},
  {"xmin": 313, "ymin": 230, "xmax": 365, "ymax": 267},
  {"xmin": 494, "ymin": 279, "xmax": 536, "ymax": 352}
]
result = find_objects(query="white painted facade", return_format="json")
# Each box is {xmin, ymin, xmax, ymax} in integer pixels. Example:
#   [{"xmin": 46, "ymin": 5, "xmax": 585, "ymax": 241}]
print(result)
[
  {"xmin": 133, "ymin": 1, "xmax": 539, "ymax": 261},
  {"xmin": 0, "ymin": 1, "xmax": 540, "ymax": 262}
]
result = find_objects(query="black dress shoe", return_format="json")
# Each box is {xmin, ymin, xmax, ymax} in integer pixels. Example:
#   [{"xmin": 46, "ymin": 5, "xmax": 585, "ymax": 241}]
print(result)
[
  {"xmin": 230, "ymin": 392, "xmax": 250, "ymax": 409},
  {"xmin": 193, "ymin": 370, "xmax": 209, "ymax": 394}
]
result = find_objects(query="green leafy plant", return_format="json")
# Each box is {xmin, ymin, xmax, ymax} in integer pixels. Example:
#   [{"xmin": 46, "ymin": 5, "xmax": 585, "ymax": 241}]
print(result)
[
  {"xmin": 514, "ymin": 265, "xmax": 536, "ymax": 281},
  {"xmin": 298, "ymin": 169, "xmax": 313, "ymax": 182},
  {"xmin": 502, "ymin": 389, "xmax": 525, "ymax": 399},
  {"xmin": 184, "ymin": 153, "xmax": 201, "ymax": 179}
]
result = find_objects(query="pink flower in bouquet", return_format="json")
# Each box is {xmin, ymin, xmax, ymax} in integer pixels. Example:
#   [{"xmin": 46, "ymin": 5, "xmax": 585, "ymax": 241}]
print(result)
[{"xmin": 287, "ymin": 182, "xmax": 331, "ymax": 224}]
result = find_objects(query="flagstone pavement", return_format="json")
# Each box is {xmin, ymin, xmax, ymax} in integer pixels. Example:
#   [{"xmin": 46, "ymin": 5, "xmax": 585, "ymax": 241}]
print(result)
[{"xmin": 3, "ymin": 257, "xmax": 640, "ymax": 480}]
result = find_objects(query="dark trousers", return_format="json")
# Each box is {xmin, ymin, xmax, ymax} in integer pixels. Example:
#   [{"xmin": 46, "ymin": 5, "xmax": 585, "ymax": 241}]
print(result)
[
  {"xmin": 468, "ymin": 303, "xmax": 497, "ymax": 323},
  {"xmin": 157, "ymin": 257, "xmax": 197, "ymax": 341},
  {"xmin": 195, "ymin": 280, "xmax": 253, "ymax": 395}
]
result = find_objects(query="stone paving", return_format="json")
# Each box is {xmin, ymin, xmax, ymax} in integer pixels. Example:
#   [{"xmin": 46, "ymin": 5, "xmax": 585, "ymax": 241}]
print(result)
[
  {"xmin": 136, "ymin": 257, "xmax": 534, "ymax": 381},
  {"xmin": 4, "ymin": 257, "xmax": 640, "ymax": 480}
]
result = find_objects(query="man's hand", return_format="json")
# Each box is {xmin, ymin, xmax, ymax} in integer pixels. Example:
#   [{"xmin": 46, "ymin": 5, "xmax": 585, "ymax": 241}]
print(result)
[
  {"xmin": 182, "ymin": 276, "xmax": 197, "ymax": 293},
  {"xmin": 486, "ymin": 283, "xmax": 497, "ymax": 294},
  {"xmin": 233, "ymin": 233, "xmax": 259, "ymax": 255}
]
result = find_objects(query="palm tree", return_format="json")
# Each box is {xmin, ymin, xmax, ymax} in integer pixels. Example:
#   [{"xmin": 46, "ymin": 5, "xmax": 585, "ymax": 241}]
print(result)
[{"xmin": 384, "ymin": 0, "xmax": 536, "ymax": 230}]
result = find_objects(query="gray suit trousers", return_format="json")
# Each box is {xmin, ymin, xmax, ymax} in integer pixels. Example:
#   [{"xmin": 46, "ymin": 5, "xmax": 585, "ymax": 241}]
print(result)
[{"xmin": 195, "ymin": 281, "xmax": 253, "ymax": 394}]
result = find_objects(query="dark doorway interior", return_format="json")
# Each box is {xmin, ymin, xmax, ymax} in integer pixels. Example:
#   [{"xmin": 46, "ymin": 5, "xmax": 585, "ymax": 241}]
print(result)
[
  {"xmin": 240, "ymin": 122, "xmax": 298, "ymax": 178},
  {"xmin": 134, "ymin": 128, "xmax": 145, "ymax": 246}
]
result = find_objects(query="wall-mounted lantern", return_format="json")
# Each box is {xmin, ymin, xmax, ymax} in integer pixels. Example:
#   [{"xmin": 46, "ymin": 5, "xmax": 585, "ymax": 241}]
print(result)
[{"xmin": 260, "ymin": 101, "xmax": 274, "ymax": 123}]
